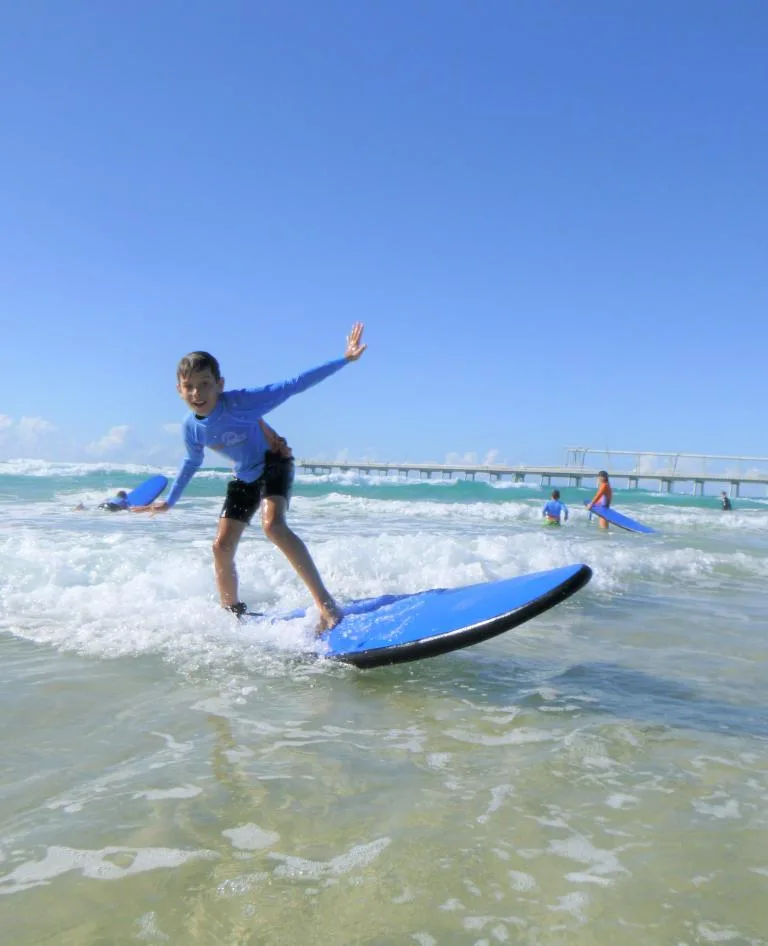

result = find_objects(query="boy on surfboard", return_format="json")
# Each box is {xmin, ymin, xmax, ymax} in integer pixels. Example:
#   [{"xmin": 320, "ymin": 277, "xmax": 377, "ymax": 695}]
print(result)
[
  {"xmin": 133, "ymin": 323, "xmax": 367, "ymax": 630},
  {"xmin": 586, "ymin": 470, "xmax": 612, "ymax": 530}
]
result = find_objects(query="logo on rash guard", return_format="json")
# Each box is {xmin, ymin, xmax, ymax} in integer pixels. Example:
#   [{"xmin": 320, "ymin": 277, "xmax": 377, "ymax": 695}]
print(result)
[{"xmin": 221, "ymin": 431, "xmax": 248, "ymax": 447}]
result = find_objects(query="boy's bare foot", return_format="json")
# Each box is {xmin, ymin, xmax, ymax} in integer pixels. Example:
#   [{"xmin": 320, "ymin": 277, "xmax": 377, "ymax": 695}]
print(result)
[{"xmin": 316, "ymin": 600, "xmax": 343, "ymax": 635}]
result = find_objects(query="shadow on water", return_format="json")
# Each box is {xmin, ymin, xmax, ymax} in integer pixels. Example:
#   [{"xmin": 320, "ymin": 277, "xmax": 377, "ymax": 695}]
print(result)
[
  {"xmin": 550, "ymin": 661, "xmax": 768, "ymax": 739},
  {"xmin": 352, "ymin": 654, "xmax": 768, "ymax": 741}
]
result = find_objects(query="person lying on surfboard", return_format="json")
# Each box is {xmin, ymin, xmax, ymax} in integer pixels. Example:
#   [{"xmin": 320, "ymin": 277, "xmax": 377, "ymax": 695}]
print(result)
[
  {"xmin": 98, "ymin": 490, "xmax": 130, "ymax": 511},
  {"xmin": 74, "ymin": 489, "xmax": 130, "ymax": 512},
  {"xmin": 542, "ymin": 489, "xmax": 569, "ymax": 525},
  {"xmin": 586, "ymin": 471, "xmax": 613, "ymax": 529},
  {"xmin": 132, "ymin": 322, "xmax": 367, "ymax": 631}
]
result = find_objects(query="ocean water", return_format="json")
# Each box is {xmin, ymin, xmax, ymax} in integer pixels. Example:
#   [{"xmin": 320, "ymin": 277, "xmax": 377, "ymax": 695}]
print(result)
[{"xmin": 1, "ymin": 460, "xmax": 767, "ymax": 946}]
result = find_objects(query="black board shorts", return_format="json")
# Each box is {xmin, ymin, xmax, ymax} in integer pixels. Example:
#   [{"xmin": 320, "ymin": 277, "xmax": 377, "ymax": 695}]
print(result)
[{"xmin": 220, "ymin": 452, "xmax": 295, "ymax": 524}]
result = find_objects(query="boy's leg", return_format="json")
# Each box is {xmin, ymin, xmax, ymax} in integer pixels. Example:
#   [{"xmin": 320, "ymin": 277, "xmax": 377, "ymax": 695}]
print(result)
[
  {"xmin": 215, "ymin": 477, "xmax": 260, "ymax": 611},
  {"xmin": 261, "ymin": 495, "xmax": 341, "ymax": 630},
  {"xmin": 212, "ymin": 517, "xmax": 248, "ymax": 608}
]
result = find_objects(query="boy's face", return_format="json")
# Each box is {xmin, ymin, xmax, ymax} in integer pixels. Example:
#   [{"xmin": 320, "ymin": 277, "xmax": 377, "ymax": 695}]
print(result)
[{"xmin": 177, "ymin": 368, "xmax": 224, "ymax": 417}]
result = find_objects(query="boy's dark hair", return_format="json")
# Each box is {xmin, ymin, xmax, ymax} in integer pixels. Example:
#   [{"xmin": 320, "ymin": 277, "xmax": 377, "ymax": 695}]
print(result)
[
  {"xmin": 552, "ymin": 489, "xmax": 560, "ymax": 499},
  {"xmin": 176, "ymin": 351, "xmax": 222, "ymax": 382},
  {"xmin": 598, "ymin": 470, "xmax": 609, "ymax": 479}
]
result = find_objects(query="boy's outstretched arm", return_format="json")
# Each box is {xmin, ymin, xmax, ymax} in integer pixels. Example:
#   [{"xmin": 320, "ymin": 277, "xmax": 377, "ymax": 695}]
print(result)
[
  {"xmin": 238, "ymin": 322, "xmax": 367, "ymax": 416},
  {"xmin": 133, "ymin": 431, "xmax": 204, "ymax": 513},
  {"xmin": 131, "ymin": 500, "xmax": 169, "ymax": 514}
]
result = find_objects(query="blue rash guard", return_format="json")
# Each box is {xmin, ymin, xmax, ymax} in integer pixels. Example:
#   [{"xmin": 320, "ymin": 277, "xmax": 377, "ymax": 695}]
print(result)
[
  {"xmin": 165, "ymin": 357, "xmax": 348, "ymax": 507},
  {"xmin": 542, "ymin": 499, "xmax": 568, "ymax": 522},
  {"xmin": 99, "ymin": 496, "xmax": 129, "ymax": 511}
]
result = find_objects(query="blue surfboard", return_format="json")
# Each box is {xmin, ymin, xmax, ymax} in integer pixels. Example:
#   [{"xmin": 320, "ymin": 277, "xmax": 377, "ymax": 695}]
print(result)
[
  {"xmin": 103, "ymin": 475, "xmax": 168, "ymax": 509},
  {"xmin": 251, "ymin": 564, "xmax": 592, "ymax": 669},
  {"xmin": 126, "ymin": 475, "xmax": 168, "ymax": 506},
  {"xmin": 585, "ymin": 502, "xmax": 655, "ymax": 534}
]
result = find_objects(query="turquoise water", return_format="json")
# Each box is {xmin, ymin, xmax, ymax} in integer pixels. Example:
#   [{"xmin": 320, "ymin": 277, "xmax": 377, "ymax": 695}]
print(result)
[{"xmin": 1, "ymin": 461, "xmax": 767, "ymax": 945}]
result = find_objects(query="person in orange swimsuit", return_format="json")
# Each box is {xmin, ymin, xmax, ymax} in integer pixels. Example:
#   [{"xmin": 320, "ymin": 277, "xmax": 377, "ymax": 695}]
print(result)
[{"xmin": 587, "ymin": 470, "xmax": 613, "ymax": 530}]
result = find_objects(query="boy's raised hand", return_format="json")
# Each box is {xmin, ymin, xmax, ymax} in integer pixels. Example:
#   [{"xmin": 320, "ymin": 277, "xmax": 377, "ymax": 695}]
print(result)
[{"xmin": 344, "ymin": 322, "xmax": 367, "ymax": 362}]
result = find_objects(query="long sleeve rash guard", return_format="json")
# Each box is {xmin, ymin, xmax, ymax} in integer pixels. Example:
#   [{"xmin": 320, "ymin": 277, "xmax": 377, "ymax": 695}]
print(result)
[
  {"xmin": 542, "ymin": 499, "xmax": 568, "ymax": 522},
  {"xmin": 165, "ymin": 357, "xmax": 347, "ymax": 507}
]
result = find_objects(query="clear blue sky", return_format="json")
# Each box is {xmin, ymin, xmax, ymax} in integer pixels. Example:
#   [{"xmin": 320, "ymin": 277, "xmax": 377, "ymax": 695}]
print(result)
[{"xmin": 1, "ymin": 0, "xmax": 766, "ymax": 468}]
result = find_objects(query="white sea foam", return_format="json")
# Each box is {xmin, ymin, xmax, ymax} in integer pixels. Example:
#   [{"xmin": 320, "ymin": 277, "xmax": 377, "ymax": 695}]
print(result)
[
  {"xmin": 548, "ymin": 835, "xmax": 627, "ymax": 885},
  {"xmin": 509, "ymin": 870, "xmax": 537, "ymax": 891},
  {"xmin": 133, "ymin": 785, "xmax": 202, "ymax": 801},
  {"xmin": 222, "ymin": 824, "xmax": 280, "ymax": 850},
  {"xmin": 0, "ymin": 459, "xmax": 172, "ymax": 478},
  {"xmin": 692, "ymin": 795, "xmax": 741, "ymax": 820},
  {"xmin": 2, "ymin": 476, "xmax": 767, "ymax": 677},
  {"xmin": 605, "ymin": 794, "xmax": 639, "ymax": 810},
  {"xmin": 270, "ymin": 837, "xmax": 391, "ymax": 879},
  {"xmin": 0, "ymin": 845, "xmax": 216, "ymax": 894},
  {"xmin": 292, "ymin": 469, "xmax": 535, "ymax": 489},
  {"xmin": 2, "ymin": 460, "xmax": 767, "ymax": 707}
]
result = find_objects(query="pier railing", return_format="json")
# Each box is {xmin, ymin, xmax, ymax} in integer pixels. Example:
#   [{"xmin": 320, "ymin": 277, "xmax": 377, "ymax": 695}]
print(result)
[
  {"xmin": 565, "ymin": 446, "xmax": 768, "ymax": 475},
  {"xmin": 296, "ymin": 453, "xmax": 768, "ymax": 497}
]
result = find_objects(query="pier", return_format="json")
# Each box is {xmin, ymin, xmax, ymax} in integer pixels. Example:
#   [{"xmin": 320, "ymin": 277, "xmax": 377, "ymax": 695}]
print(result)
[{"xmin": 297, "ymin": 448, "xmax": 768, "ymax": 497}]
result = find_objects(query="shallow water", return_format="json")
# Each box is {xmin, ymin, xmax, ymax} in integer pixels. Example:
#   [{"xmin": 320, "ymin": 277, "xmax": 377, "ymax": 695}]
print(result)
[{"xmin": 1, "ymin": 463, "xmax": 767, "ymax": 944}]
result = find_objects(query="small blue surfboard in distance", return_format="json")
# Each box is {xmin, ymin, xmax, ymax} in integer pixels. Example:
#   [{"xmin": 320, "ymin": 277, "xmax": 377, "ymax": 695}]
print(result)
[
  {"xmin": 102, "ymin": 475, "xmax": 168, "ymax": 509},
  {"xmin": 585, "ymin": 502, "xmax": 655, "ymax": 534},
  {"xmin": 252, "ymin": 563, "xmax": 592, "ymax": 669}
]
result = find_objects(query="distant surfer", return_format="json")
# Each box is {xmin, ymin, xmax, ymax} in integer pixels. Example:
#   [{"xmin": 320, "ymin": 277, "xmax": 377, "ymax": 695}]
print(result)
[
  {"xmin": 586, "ymin": 470, "xmax": 612, "ymax": 530},
  {"xmin": 98, "ymin": 490, "xmax": 130, "ymax": 512},
  {"xmin": 720, "ymin": 491, "xmax": 732, "ymax": 511},
  {"xmin": 542, "ymin": 489, "xmax": 569, "ymax": 525},
  {"xmin": 132, "ymin": 323, "xmax": 367, "ymax": 631},
  {"xmin": 74, "ymin": 489, "xmax": 130, "ymax": 512}
]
